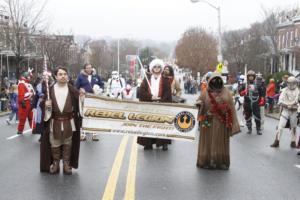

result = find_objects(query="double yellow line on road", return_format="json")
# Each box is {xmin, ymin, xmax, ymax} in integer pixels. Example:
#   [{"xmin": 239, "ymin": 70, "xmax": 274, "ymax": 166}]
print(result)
[{"xmin": 101, "ymin": 136, "xmax": 138, "ymax": 200}]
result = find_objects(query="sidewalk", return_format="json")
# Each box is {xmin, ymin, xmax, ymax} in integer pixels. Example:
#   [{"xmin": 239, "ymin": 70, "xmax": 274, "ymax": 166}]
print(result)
[{"xmin": 0, "ymin": 111, "xmax": 10, "ymax": 117}]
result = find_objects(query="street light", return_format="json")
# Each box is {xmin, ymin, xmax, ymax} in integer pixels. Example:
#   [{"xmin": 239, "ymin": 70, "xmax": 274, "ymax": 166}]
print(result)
[{"xmin": 191, "ymin": 0, "xmax": 223, "ymax": 62}]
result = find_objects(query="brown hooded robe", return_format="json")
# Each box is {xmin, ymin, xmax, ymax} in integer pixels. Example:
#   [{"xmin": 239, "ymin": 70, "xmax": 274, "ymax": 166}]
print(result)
[
  {"xmin": 40, "ymin": 84, "xmax": 82, "ymax": 172},
  {"xmin": 197, "ymin": 74, "xmax": 240, "ymax": 169}
]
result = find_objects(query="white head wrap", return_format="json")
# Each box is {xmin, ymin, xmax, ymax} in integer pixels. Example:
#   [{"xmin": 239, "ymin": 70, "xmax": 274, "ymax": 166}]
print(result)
[{"xmin": 149, "ymin": 59, "xmax": 164, "ymax": 73}]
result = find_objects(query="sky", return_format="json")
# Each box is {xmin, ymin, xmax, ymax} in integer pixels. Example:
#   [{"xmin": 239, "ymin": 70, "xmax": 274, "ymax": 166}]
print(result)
[{"xmin": 45, "ymin": 0, "xmax": 300, "ymax": 42}]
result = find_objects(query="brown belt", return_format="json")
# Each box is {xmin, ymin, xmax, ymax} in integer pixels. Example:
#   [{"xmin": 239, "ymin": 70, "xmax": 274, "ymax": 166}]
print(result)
[{"xmin": 53, "ymin": 114, "xmax": 74, "ymax": 121}]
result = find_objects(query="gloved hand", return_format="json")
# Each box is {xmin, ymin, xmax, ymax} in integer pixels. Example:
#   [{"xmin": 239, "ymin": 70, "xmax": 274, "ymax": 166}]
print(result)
[
  {"xmin": 21, "ymin": 100, "xmax": 26, "ymax": 109},
  {"xmin": 239, "ymin": 89, "xmax": 247, "ymax": 96},
  {"xmin": 259, "ymin": 97, "xmax": 265, "ymax": 106},
  {"xmin": 195, "ymin": 100, "xmax": 203, "ymax": 107}
]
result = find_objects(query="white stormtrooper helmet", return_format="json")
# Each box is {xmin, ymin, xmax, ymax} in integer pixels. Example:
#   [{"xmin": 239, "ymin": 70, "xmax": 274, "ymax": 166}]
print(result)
[
  {"xmin": 112, "ymin": 71, "xmax": 119, "ymax": 80},
  {"xmin": 287, "ymin": 76, "xmax": 297, "ymax": 90}
]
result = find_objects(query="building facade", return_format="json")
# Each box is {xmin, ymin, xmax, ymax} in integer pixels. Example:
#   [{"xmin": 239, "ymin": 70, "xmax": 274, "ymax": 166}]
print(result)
[{"xmin": 277, "ymin": 9, "xmax": 300, "ymax": 75}]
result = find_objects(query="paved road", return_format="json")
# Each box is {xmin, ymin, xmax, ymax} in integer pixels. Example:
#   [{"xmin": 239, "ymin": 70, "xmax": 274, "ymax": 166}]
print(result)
[{"xmin": 0, "ymin": 94, "xmax": 299, "ymax": 200}]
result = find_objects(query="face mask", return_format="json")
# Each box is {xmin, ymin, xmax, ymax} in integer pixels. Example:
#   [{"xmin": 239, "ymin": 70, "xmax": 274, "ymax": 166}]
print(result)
[
  {"xmin": 209, "ymin": 77, "xmax": 223, "ymax": 91},
  {"xmin": 287, "ymin": 82, "xmax": 297, "ymax": 90}
]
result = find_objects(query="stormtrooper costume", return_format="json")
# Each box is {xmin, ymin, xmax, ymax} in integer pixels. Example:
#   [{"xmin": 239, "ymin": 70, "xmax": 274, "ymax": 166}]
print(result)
[
  {"xmin": 270, "ymin": 76, "xmax": 299, "ymax": 148},
  {"xmin": 107, "ymin": 71, "xmax": 125, "ymax": 99}
]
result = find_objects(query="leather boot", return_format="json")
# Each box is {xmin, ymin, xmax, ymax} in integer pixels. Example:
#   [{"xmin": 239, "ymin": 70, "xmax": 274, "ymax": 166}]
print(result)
[
  {"xmin": 291, "ymin": 141, "xmax": 296, "ymax": 148},
  {"xmin": 270, "ymin": 139, "xmax": 279, "ymax": 148},
  {"xmin": 162, "ymin": 144, "xmax": 168, "ymax": 151},
  {"xmin": 257, "ymin": 129, "xmax": 262, "ymax": 135},
  {"xmin": 62, "ymin": 145, "xmax": 72, "ymax": 175},
  {"xmin": 50, "ymin": 147, "xmax": 61, "ymax": 174}
]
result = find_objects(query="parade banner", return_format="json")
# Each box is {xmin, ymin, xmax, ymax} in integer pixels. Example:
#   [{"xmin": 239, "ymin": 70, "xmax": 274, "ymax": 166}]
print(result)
[{"xmin": 82, "ymin": 94, "xmax": 198, "ymax": 141}]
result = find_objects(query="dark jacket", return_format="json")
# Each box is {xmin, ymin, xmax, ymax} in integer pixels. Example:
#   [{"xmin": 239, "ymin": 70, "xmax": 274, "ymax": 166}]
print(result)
[{"xmin": 75, "ymin": 70, "xmax": 104, "ymax": 93}]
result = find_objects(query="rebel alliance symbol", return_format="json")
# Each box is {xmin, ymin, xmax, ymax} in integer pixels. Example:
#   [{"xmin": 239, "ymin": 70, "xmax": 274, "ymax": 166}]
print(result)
[{"xmin": 178, "ymin": 115, "xmax": 192, "ymax": 129}]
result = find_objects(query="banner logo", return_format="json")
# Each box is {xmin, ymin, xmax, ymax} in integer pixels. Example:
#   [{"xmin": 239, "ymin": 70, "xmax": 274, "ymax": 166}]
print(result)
[{"xmin": 174, "ymin": 111, "xmax": 195, "ymax": 132}]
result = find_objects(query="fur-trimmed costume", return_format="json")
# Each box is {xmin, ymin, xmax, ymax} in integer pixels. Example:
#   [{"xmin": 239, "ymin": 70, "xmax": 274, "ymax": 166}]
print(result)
[
  {"xmin": 137, "ymin": 73, "xmax": 172, "ymax": 148},
  {"xmin": 17, "ymin": 77, "xmax": 34, "ymax": 133}
]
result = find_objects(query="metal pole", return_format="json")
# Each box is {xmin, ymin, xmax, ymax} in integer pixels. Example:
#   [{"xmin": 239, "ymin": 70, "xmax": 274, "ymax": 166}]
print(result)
[
  {"xmin": 0, "ymin": 54, "xmax": 2, "ymax": 88},
  {"xmin": 217, "ymin": 7, "xmax": 223, "ymax": 62},
  {"xmin": 191, "ymin": 0, "xmax": 222, "ymax": 62},
  {"xmin": 117, "ymin": 39, "xmax": 120, "ymax": 73},
  {"xmin": 7, "ymin": 55, "xmax": 9, "ymax": 79}
]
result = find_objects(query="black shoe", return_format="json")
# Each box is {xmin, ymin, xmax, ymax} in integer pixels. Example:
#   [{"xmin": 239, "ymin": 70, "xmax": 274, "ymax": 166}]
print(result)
[
  {"xmin": 144, "ymin": 145, "xmax": 153, "ymax": 150},
  {"xmin": 270, "ymin": 140, "xmax": 279, "ymax": 148},
  {"xmin": 297, "ymin": 151, "xmax": 300, "ymax": 155},
  {"xmin": 257, "ymin": 130, "xmax": 262, "ymax": 135},
  {"xmin": 246, "ymin": 129, "xmax": 252, "ymax": 134},
  {"xmin": 219, "ymin": 164, "xmax": 229, "ymax": 170},
  {"xmin": 17, "ymin": 131, "xmax": 23, "ymax": 135},
  {"xmin": 162, "ymin": 144, "xmax": 168, "ymax": 151},
  {"xmin": 291, "ymin": 141, "xmax": 296, "ymax": 148}
]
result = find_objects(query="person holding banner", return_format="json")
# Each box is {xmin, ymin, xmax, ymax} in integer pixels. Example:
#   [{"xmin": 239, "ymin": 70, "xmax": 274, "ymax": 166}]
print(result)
[
  {"xmin": 40, "ymin": 67, "xmax": 83, "ymax": 175},
  {"xmin": 75, "ymin": 63, "xmax": 104, "ymax": 141},
  {"xmin": 196, "ymin": 72, "xmax": 240, "ymax": 170},
  {"xmin": 137, "ymin": 58, "xmax": 172, "ymax": 150}
]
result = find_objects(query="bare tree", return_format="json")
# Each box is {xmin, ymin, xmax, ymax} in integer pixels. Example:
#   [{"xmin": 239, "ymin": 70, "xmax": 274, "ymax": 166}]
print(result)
[
  {"xmin": 1, "ymin": 0, "xmax": 47, "ymax": 77},
  {"xmin": 175, "ymin": 27, "xmax": 218, "ymax": 76},
  {"xmin": 43, "ymin": 35, "xmax": 74, "ymax": 69},
  {"xmin": 89, "ymin": 40, "xmax": 108, "ymax": 75}
]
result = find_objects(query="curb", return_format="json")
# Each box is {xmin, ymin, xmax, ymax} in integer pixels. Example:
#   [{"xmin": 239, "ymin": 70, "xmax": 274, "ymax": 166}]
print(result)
[
  {"xmin": 265, "ymin": 113, "xmax": 280, "ymax": 120},
  {"xmin": 0, "ymin": 111, "xmax": 10, "ymax": 117}
]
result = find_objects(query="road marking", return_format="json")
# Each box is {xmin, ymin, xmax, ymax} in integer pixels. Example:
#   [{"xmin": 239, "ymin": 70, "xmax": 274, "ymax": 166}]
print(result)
[
  {"xmin": 295, "ymin": 165, "xmax": 300, "ymax": 169},
  {"xmin": 102, "ymin": 135, "xmax": 129, "ymax": 200},
  {"xmin": 124, "ymin": 137, "xmax": 138, "ymax": 200},
  {"xmin": 6, "ymin": 129, "xmax": 32, "ymax": 140}
]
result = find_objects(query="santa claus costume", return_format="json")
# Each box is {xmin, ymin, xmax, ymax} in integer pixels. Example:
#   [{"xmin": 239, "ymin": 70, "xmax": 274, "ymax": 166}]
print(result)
[{"xmin": 17, "ymin": 71, "xmax": 35, "ymax": 134}]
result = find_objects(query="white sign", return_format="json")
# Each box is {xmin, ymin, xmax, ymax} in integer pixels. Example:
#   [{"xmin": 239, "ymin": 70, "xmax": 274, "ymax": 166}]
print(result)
[{"xmin": 82, "ymin": 94, "xmax": 198, "ymax": 141}]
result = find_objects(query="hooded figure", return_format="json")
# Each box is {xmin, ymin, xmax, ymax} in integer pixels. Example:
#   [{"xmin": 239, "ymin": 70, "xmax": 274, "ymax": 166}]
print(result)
[
  {"xmin": 196, "ymin": 72, "xmax": 240, "ymax": 170},
  {"xmin": 137, "ymin": 58, "xmax": 172, "ymax": 150}
]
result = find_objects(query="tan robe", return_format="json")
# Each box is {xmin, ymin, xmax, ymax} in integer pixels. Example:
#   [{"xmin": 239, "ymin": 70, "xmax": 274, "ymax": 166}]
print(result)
[{"xmin": 197, "ymin": 87, "xmax": 240, "ymax": 169}]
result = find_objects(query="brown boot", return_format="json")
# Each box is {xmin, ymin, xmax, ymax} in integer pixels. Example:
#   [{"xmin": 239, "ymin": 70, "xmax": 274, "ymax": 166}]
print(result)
[
  {"xmin": 291, "ymin": 141, "xmax": 296, "ymax": 148},
  {"xmin": 270, "ymin": 139, "xmax": 279, "ymax": 148},
  {"xmin": 62, "ymin": 145, "xmax": 72, "ymax": 175},
  {"xmin": 50, "ymin": 147, "xmax": 61, "ymax": 174}
]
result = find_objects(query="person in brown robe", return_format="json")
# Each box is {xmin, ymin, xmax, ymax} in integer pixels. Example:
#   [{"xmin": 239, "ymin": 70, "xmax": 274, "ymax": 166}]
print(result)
[
  {"xmin": 137, "ymin": 58, "xmax": 172, "ymax": 150},
  {"xmin": 196, "ymin": 73, "xmax": 240, "ymax": 170},
  {"xmin": 40, "ymin": 67, "xmax": 83, "ymax": 175}
]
